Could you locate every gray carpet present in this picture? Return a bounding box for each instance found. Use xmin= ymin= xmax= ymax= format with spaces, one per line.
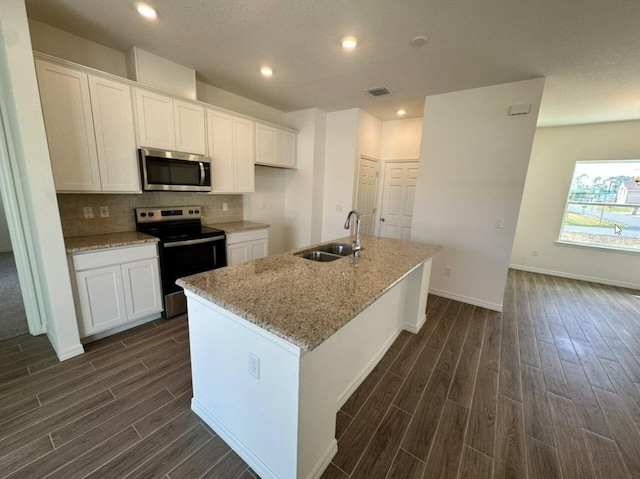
xmin=0 ymin=252 xmax=29 ymax=341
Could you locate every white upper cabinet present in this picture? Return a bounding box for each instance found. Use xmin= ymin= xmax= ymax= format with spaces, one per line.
xmin=35 ymin=59 xmax=140 ymax=193
xmin=206 ymin=109 xmax=255 ymax=193
xmin=88 ymin=76 xmax=140 ymax=192
xmin=135 ymin=88 xmax=206 ymax=155
xmin=36 ymin=60 xmax=101 ymax=192
xmin=174 ymin=100 xmax=206 ymax=154
xmin=134 ymin=89 xmax=176 ymax=151
xmin=255 ymin=123 xmax=297 ymax=169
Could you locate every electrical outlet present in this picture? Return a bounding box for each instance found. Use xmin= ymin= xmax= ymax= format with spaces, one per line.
xmin=248 ymin=353 xmax=260 ymax=379
xmin=444 ymin=266 xmax=452 ymax=277
xmin=532 ymin=249 xmax=539 ymax=257
xmin=82 ymin=207 xmax=94 ymax=219
xmin=222 ymin=202 xmax=228 ymax=211
xmin=99 ymin=206 xmax=109 ymax=218
xmin=496 ymin=217 xmax=504 ymax=229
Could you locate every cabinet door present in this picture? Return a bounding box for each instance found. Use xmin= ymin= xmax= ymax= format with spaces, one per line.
xmin=35 ymin=60 xmax=101 ymax=192
xmin=174 ymin=100 xmax=206 ymax=154
xmin=233 ymin=117 xmax=255 ymax=192
xmin=135 ymin=89 xmax=176 ymax=150
xmin=249 ymin=239 xmax=268 ymax=260
xmin=121 ymin=258 xmax=163 ymax=321
xmin=76 ymin=265 xmax=127 ymax=336
xmin=206 ymin=109 xmax=235 ymax=192
xmin=255 ymin=123 xmax=277 ymax=166
xmin=277 ymin=130 xmax=297 ymax=168
xmin=88 ymin=75 xmax=140 ymax=192
xmin=227 ymin=243 xmax=250 ymax=266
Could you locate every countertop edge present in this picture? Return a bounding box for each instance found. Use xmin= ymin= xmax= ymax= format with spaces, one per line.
xmin=205 ymin=221 xmax=270 ymax=233
xmin=64 ymin=233 xmax=159 ymax=254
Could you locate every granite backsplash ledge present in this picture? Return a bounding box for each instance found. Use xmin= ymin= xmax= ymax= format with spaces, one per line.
xmin=57 ymin=192 xmax=243 ymax=237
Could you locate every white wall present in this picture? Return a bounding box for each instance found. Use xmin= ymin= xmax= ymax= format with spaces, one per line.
xmin=0 ymin=0 xmax=83 ymax=358
xmin=0 ymin=192 xmax=11 ymax=252
xmin=321 ymin=109 xmax=359 ymax=241
xmin=357 ymin=110 xmax=382 ymax=159
xmin=412 ymin=78 xmax=545 ymax=311
xmin=243 ymin=166 xmax=287 ymax=254
xmin=28 ymin=19 xmax=128 ymax=78
xmin=284 ymin=108 xmax=327 ymax=249
xmin=511 ymin=121 xmax=640 ymax=289
xmin=380 ymin=118 xmax=423 ymax=159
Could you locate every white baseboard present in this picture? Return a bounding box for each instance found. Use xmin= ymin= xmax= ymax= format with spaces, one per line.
xmin=53 ymin=342 xmax=85 ymax=361
xmin=80 ymin=313 xmax=161 ymax=344
xmin=404 ymin=313 xmax=426 ymax=334
xmin=509 ymin=264 xmax=640 ymax=290
xmin=0 ymin=247 xmax=12 ymax=253
xmin=429 ymin=288 xmax=503 ymax=313
xmin=307 ymin=439 xmax=338 ymax=479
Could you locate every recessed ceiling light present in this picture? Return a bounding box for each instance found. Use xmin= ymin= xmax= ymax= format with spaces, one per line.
xmin=397 ymin=109 xmax=407 ymax=116
xmin=135 ymin=2 xmax=157 ymax=20
xmin=260 ymin=66 xmax=273 ymax=77
xmin=342 ymin=36 xmax=358 ymax=50
xmin=410 ymin=36 xmax=429 ymax=47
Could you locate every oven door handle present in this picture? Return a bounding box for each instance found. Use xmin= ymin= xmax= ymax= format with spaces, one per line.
xmin=163 ymin=236 xmax=225 ymax=248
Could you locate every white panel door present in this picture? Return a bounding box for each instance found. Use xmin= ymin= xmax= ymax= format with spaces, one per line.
xmin=234 ymin=117 xmax=255 ymax=192
xmin=135 ymin=89 xmax=175 ymax=150
xmin=76 ymin=265 xmax=127 ymax=335
xmin=88 ymin=75 xmax=140 ymax=192
xmin=379 ymin=161 xmax=419 ymax=240
xmin=121 ymin=258 xmax=163 ymax=321
xmin=355 ymin=156 xmax=379 ymax=235
xmin=206 ymin=109 xmax=235 ymax=192
xmin=255 ymin=123 xmax=277 ymax=166
xmin=35 ymin=60 xmax=101 ymax=192
xmin=174 ymin=100 xmax=206 ymax=154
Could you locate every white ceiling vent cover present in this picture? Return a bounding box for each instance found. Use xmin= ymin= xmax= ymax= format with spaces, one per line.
xmin=366 ymin=86 xmax=392 ymax=97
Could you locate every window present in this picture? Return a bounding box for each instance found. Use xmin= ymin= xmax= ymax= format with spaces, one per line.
xmin=558 ymin=160 xmax=640 ymax=252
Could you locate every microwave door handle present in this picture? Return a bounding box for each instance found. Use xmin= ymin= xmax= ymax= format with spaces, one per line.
xmin=199 ymin=163 xmax=205 ymax=186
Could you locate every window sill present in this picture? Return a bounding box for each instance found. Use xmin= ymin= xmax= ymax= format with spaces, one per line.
xmin=554 ymin=240 xmax=640 ymax=255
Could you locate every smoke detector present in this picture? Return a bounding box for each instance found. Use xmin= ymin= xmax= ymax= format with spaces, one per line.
xmin=365 ymin=86 xmax=392 ymax=97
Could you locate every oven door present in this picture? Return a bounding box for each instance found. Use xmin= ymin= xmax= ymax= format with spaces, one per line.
xmin=159 ymin=236 xmax=226 ymax=317
xmin=140 ymin=148 xmax=212 ymax=192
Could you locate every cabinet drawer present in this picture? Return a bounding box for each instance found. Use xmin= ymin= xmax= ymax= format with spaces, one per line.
xmin=73 ymin=244 xmax=158 ymax=271
xmin=226 ymin=228 xmax=268 ymax=245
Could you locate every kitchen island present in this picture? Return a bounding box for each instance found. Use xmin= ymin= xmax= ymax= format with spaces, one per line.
xmin=178 ymin=235 xmax=441 ymax=479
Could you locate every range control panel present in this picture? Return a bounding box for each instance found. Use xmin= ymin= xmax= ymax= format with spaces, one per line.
xmin=135 ymin=206 xmax=202 ymax=223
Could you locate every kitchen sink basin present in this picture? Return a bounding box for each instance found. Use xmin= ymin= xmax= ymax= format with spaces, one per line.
xmin=294 ymin=242 xmax=360 ymax=262
xmin=315 ymin=242 xmax=353 ymax=256
xmin=294 ymin=250 xmax=343 ymax=262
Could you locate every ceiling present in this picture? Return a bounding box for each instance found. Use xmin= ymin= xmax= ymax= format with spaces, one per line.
xmin=24 ymin=0 xmax=640 ymax=125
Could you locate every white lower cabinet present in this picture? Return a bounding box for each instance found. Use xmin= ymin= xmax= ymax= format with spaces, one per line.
xmin=71 ymin=244 xmax=163 ymax=337
xmin=226 ymin=229 xmax=269 ymax=266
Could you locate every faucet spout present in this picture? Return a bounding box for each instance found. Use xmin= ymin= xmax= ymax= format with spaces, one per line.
xmin=344 ymin=210 xmax=362 ymax=258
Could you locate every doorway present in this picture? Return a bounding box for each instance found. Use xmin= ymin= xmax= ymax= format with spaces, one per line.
xmin=0 ymin=194 xmax=28 ymax=340
xmin=354 ymin=156 xmax=379 ymax=235
xmin=377 ymin=160 xmax=419 ymax=239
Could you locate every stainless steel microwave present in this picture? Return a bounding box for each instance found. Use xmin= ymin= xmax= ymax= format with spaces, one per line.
xmin=139 ymin=148 xmax=212 ymax=192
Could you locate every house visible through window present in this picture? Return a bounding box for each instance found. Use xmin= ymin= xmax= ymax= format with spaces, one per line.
xmin=559 ymin=160 xmax=640 ymax=252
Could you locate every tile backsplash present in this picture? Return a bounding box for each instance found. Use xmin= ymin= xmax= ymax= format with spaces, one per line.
xmin=57 ymin=192 xmax=243 ymax=237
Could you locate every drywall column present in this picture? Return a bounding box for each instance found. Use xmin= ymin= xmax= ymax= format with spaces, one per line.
xmin=411 ymin=79 xmax=545 ymax=311
xmin=0 ymin=0 xmax=83 ymax=359
xmin=511 ymin=121 xmax=640 ymax=288
xmin=285 ymin=108 xmax=327 ymax=249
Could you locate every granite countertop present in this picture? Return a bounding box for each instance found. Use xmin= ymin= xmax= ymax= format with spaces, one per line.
xmin=177 ymin=235 xmax=442 ymax=351
xmin=205 ymin=221 xmax=270 ymax=233
xmin=65 ymin=232 xmax=159 ymax=253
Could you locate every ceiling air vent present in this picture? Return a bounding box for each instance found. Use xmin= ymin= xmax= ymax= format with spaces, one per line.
xmin=365 ymin=86 xmax=392 ymax=97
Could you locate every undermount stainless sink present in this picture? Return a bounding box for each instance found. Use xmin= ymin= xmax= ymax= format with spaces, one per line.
xmin=293 ymin=242 xmax=356 ymax=262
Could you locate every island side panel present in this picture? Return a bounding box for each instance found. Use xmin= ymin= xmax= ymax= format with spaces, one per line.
xmin=403 ymin=257 xmax=433 ymax=333
xmin=186 ymin=294 xmax=302 ymax=479
xmin=298 ymin=275 xmax=410 ymax=478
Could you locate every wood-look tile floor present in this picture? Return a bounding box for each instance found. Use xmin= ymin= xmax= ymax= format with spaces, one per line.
xmin=1 ymin=270 xmax=639 ymax=478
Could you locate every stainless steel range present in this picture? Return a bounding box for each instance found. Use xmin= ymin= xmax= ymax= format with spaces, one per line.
xmin=135 ymin=206 xmax=226 ymax=318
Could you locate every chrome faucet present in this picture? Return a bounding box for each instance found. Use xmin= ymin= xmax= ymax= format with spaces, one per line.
xmin=344 ymin=210 xmax=362 ymax=258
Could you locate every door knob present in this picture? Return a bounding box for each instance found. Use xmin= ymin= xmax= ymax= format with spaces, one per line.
xmin=380 ymin=218 xmax=385 ymax=222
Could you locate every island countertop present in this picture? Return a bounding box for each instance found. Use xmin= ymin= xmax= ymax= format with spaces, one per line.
xmin=177 ymin=235 xmax=441 ymax=351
